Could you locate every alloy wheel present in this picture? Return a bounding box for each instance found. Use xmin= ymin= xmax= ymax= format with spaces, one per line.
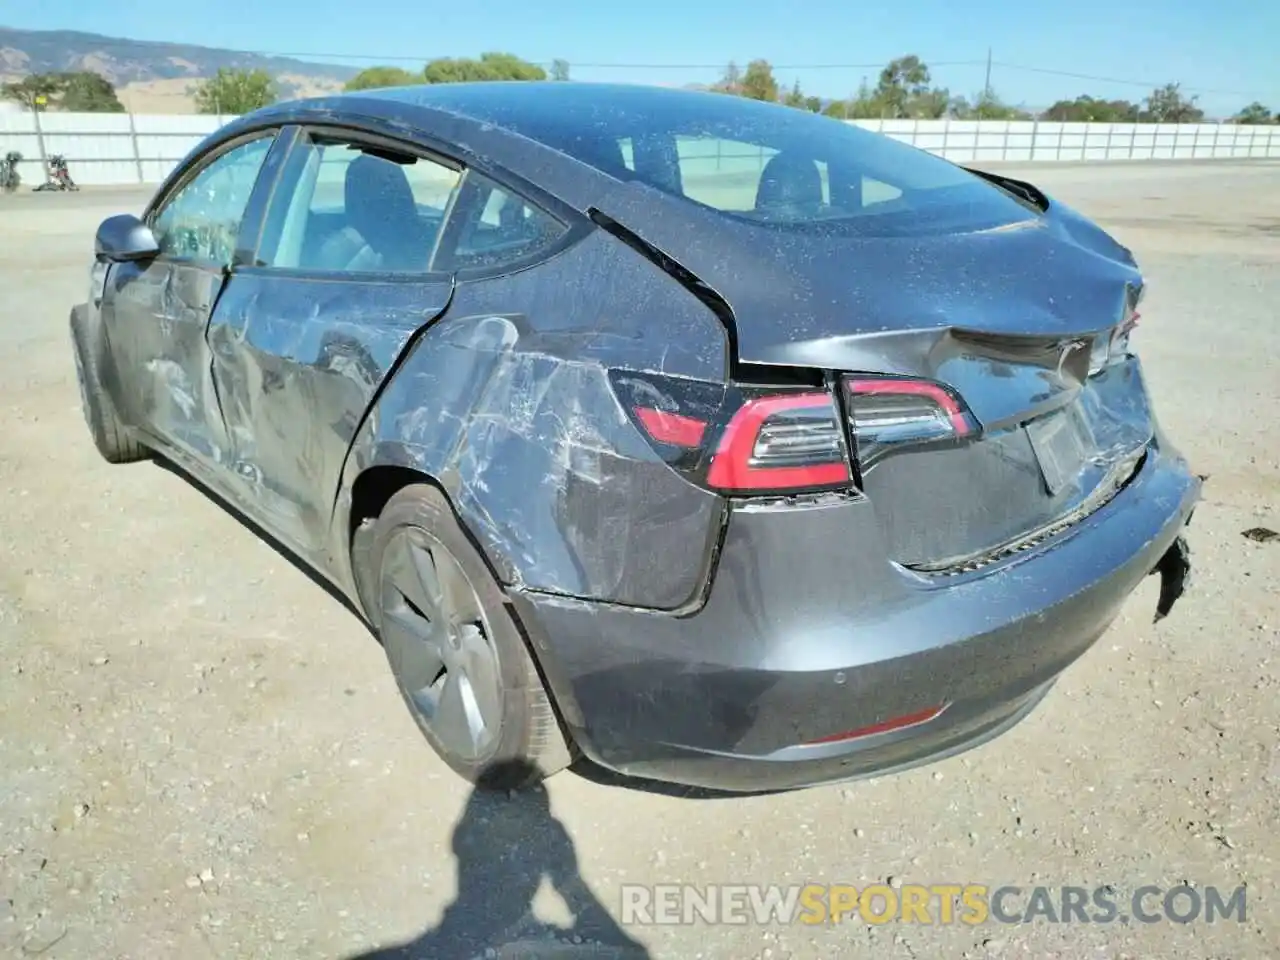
xmin=378 ymin=527 xmax=504 ymax=762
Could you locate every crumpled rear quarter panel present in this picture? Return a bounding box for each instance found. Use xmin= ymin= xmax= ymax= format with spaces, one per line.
xmin=338 ymin=228 xmax=731 ymax=610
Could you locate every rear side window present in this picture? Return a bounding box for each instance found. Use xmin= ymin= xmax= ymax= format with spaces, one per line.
xmin=678 ymin=136 xmax=792 ymax=210
xmin=675 ymin=136 xmax=905 ymax=213
xmin=434 ymin=172 xmax=568 ymax=273
xmin=261 ymin=132 xmax=461 ymax=274
xmin=444 ymin=88 xmax=1036 ymax=237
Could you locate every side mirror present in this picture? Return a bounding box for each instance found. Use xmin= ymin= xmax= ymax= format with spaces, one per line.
xmin=95 ymin=213 xmax=160 ymax=262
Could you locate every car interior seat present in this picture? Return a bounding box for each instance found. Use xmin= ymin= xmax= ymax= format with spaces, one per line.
xmin=318 ymin=154 xmax=433 ymax=272
xmin=755 ymin=151 xmax=825 ymax=218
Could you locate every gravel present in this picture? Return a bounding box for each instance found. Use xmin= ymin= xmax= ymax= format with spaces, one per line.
xmin=0 ymin=162 xmax=1277 ymax=959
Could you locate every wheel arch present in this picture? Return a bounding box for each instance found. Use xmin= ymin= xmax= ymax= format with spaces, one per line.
xmin=330 ymin=238 xmax=731 ymax=615
xmin=346 ymin=463 xmax=516 ymax=621
xmin=344 ymin=460 xmax=587 ymax=733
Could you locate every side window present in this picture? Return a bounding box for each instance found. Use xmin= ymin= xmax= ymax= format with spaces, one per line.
xmin=675 ymin=136 xmax=779 ymax=211
xmin=262 ymin=133 xmax=461 ymax=274
xmin=617 ymin=137 xmax=636 ymax=171
xmin=150 ymin=135 xmax=274 ymax=266
xmin=436 ymin=172 xmax=568 ymax=272
xmin=862 ymin=175 xmax=904 ymax=207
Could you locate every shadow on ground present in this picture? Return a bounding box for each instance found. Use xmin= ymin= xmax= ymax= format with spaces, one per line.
xmin=344 ymin=760 xmax=653 ymax=960
xmin=143 ymin=458 xmax=658 ymax=956
xmin=150 ymin=455 xmax=780 ymax=802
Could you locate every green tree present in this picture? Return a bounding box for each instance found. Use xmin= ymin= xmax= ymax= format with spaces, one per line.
xmin=345 ymin=66 xmax=420 ymax=91
xmin=740 ymin=59 xmax=778 ymax=102
xmin=905 ymin=87 xmax=954 ymax=119
xmin=0 ymin=73 xmax=62 ymax=111
xmin=804 ymin=95 xmax=822 ymax=113
xmin=844 ymin=79 xmax=881 ymax=118
xmin=195 ymin=68 xmax=277 ymax=114
xmin=823 ymin=81 xmax=875 ymax=119
xmin=1041 ymin=95 xmax=1140 ymax=122
xmin=713 ymin=61 xmax=743 ymax=95
xmin=957 ymin=90 xmax=1033 ymax=121
xmin=783 ymin=79 xmax=806 ymax=108
xmin=1 ymin=71 xmax=124 ymax=112
xmin=1140 ymin=83 xmax=1204 ymax=123
xmin=55 ymin=71 xmax=125 ymax=112
xmin=422 ymin=52 xmax=546 ymax=83
xmin=874 ymin=55 xmax=932 ymax=118
xmin=550 ymin=59 xmax=571 ymax=81
xmin=1233 ymin=102 xmax=1274 ymax=124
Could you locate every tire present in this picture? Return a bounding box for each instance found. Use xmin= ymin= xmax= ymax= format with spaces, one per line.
xmin=70 ymin=307 xmax=148 ymax=464
xmin=367 ymin=484 xmax=573 ymax=790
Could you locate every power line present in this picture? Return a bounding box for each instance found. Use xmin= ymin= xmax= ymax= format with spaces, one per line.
xmin=206 ymin=49 xmax=1273 ymax=98
xmin=558 ymin=60 xmax=990 ymax=70
xmin=992 ymin=61 xmax=1266 ymax=98
xmin=1 ymin=32 xmax=1270 ymax=100
xmin=180 ymin=50 xmax=991 ymax=71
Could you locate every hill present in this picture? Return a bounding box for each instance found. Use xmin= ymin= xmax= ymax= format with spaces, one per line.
xmin=0 ymin=26 xmax=359 ymax=112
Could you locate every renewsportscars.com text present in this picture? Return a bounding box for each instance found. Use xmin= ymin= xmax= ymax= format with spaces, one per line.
xmin=620 ymin=883 xmax=1247 ymax=926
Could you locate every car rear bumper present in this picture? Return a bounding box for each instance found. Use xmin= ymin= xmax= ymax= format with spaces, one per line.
xmin=510 ymin=433 xmax=1200 ymax=793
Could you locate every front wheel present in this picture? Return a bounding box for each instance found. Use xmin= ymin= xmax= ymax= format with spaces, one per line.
xmin=70 ymin=307 xmax=148 ymax=464
xmin=367 ymin=484 xmax=574 ymax=790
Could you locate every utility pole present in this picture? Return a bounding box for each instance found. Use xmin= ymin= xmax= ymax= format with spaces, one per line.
xmin=983 ymin=47 xmax=992 ymax=99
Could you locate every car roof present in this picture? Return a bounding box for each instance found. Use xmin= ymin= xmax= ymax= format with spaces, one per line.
xmin=225 ymin=82 xmax=687 ymax=216
xmin=253 ymin=81 xmax=742 ymax=139
xmin=348 ymin=80 xmax=733 ymax=122
xmin=256 ymin=81 xmax=794 ymax=165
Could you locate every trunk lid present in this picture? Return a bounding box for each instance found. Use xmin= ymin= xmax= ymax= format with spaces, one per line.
xmin=593 ymin=180 xmax=1152 ymax=569
xmin=592 ymin=179 xmax=1142 ymax=369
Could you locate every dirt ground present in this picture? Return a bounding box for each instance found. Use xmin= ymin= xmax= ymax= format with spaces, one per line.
xmin=1 ymin=161 xmax=1278 ymax=960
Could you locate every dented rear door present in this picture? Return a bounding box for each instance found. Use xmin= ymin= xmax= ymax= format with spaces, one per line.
xmin=207 ymin=275 xmax=454 ymax=555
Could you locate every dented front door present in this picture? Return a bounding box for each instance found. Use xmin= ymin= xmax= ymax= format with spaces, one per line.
xmin=105 ymin=134 xmax=277 ymax=467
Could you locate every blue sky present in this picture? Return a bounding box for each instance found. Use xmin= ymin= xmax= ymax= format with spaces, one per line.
xmin=6 ymin=0 xmax=1277 ymax=117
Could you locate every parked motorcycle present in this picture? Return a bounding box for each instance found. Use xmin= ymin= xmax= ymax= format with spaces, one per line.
xmin=0 ymin=151 xmax=21 ymax=194
xmin=33 ymin=154 xmax=78 ymax=192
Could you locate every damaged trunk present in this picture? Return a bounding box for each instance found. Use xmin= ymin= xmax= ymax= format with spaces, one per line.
xmin=591 ymin=178 xmax=1154 ymax=573
xmin=848 ymin=331 xmax=1152 ymax=573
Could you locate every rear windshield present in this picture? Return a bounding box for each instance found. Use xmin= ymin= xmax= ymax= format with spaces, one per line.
xmin=421 ymin=86 xmax=1038 ymax=237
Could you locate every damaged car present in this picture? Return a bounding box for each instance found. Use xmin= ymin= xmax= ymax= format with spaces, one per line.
xmin=71 ymin=82 xmax=1200 ymax=792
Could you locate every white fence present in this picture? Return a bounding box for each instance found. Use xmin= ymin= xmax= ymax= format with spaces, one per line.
xmin=0 ymin=111 xmax=234 ymax=187
xmin=1 ymin=110 xmax=1278 ymax=187
xmin=867 ymin=118 xmax=1279 ymax=163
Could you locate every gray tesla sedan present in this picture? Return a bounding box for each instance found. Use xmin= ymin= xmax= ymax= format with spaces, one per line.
xmin=70 ymin=82 xmax=1199 ymax=793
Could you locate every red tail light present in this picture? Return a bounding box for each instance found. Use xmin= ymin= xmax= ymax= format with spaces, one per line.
xmin=705 ymin=393 xmax=850 ymax=492
xmin=613 ymin=372 xmax=852 ymax=496
xmin=844 ymin=376 xmax=977 ymax=469
xmin=613 ymin=370 xmax=977 ymax=494
xmin=633 ymin=407 xmax=707 ymax=447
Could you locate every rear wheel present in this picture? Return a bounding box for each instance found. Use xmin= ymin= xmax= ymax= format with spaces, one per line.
xmin=69 ymin=308 xmax=148 ymax=464
xmin=367 ymin=484 xmax=573 ymax=790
